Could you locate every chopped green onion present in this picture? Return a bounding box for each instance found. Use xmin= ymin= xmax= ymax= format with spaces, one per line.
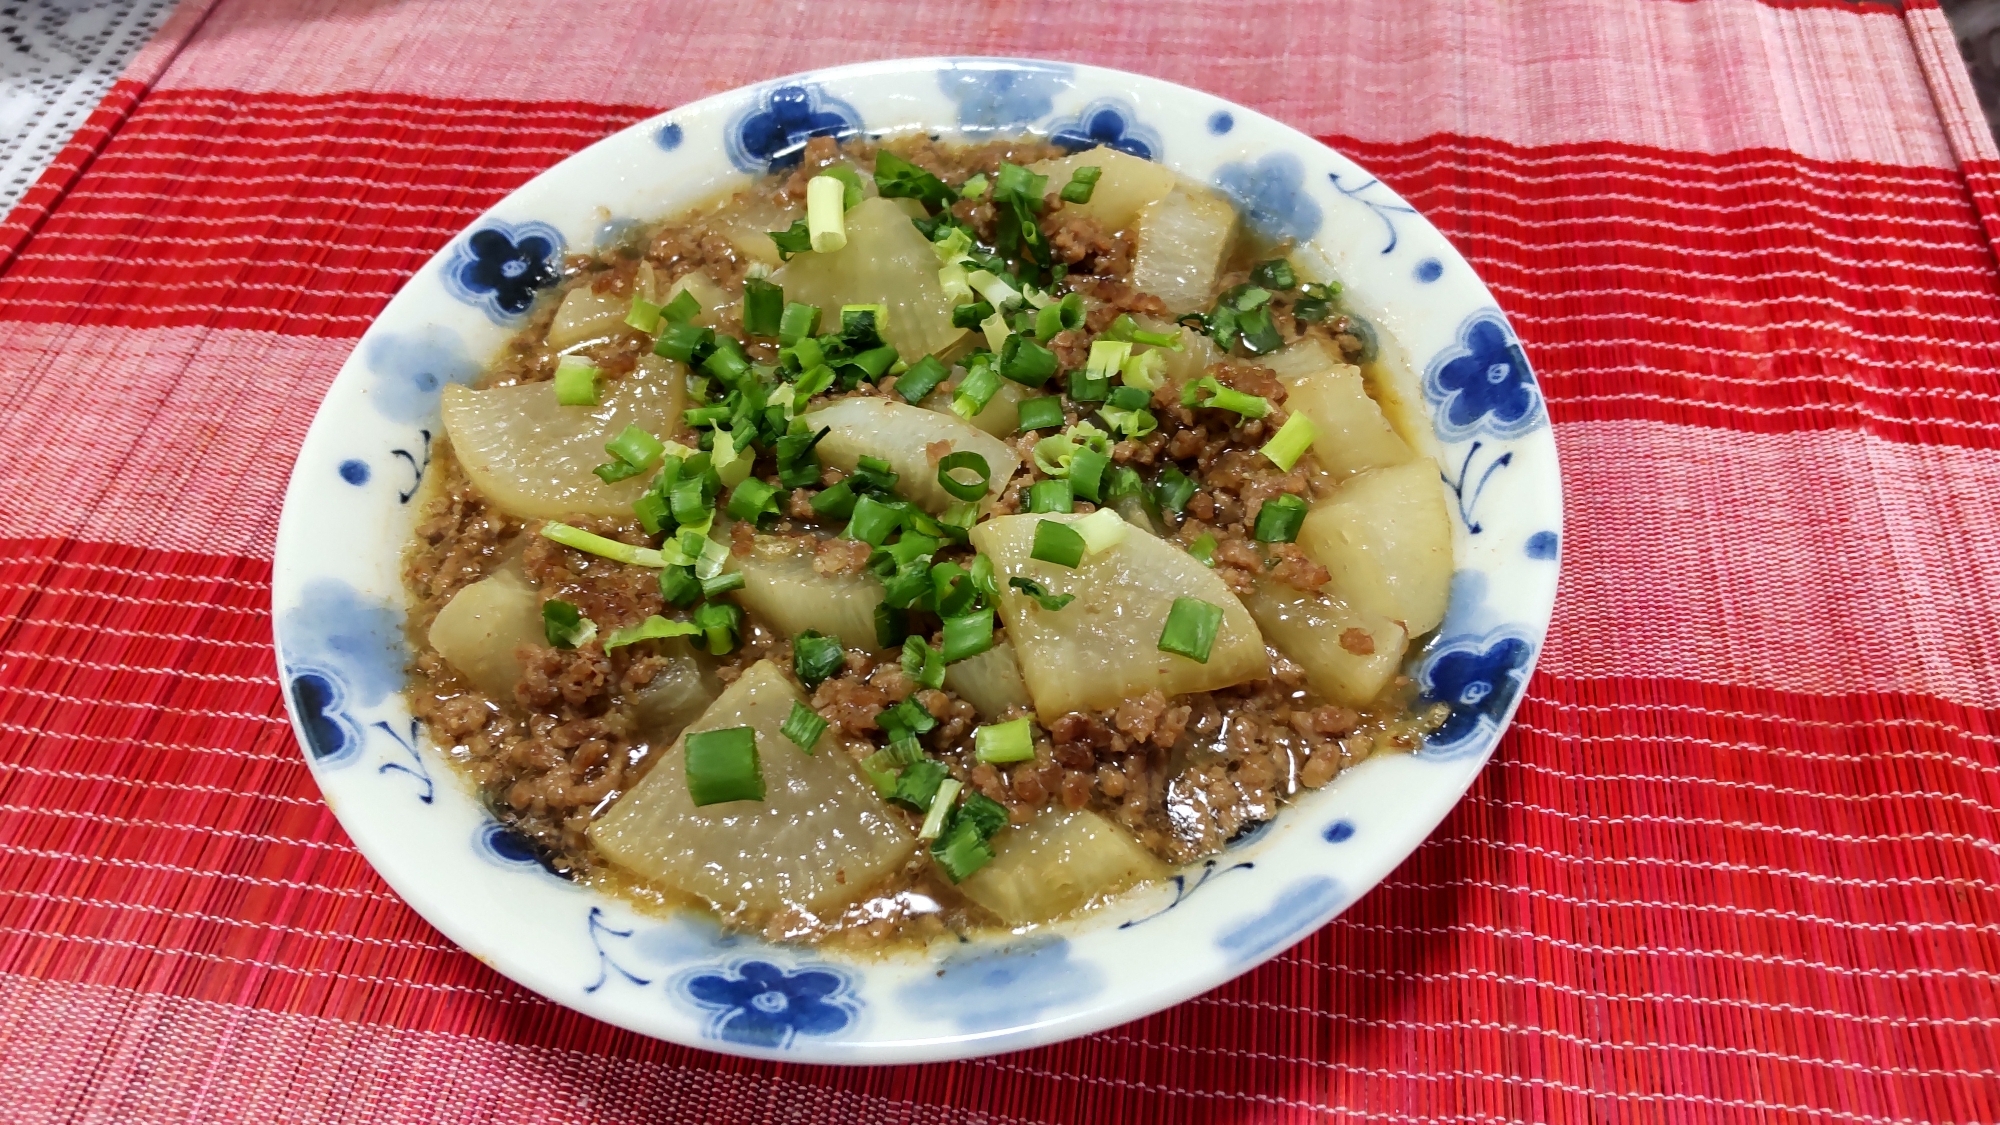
xmin=974 ymin=717 xmax=1035 ymax=764
xmin=1250 ymin=259 xmax=1297 ymax=290
xmin=724 ymin=477 xmax=780 ymax=522
xmin=593 ymin=458 xmax=647 ymax=484
xmin=1184 ymin=376 xmax=1271 ymax=418
xmin=938 ymin=500 xmax=979 ymax=540
xmin=1262 ymin=412 xmax=1318 ymax=471
xmin=859 ymin=750 xmax=901 ymax=797
xmin=935 ymin=450 xmax=991 ymax=502
xmin=929 ymin=561 xmax=976 ymax=616
xmin=1106 ymin=385 xmax=1152 ymax=411
xmin=684 ymin=726 xmax=763 ymax=806
xmin=1016 ymin=396 xmax=1066 ymax=431
xmin=1158 ymin=597 xmax=1223 ymax=663
xmin=660 ymin=565 xmax=702 ymax=607
xmin=541 ymin=599 xmax=596 ymax=649
xmin=873 ymin=150 xmax=958 ymax=213
xmin=793 ymin=363 xmax=836 ymax=401
xmin=951 ymin=299 xmax=994 ymax=329
xmin=951 ymin=360 xmax=1003 ymax=420
xmin=1008 ymin=576 xmax=1075 ymax=611
xmin=938 ymin=262 xmax=973 ymax=305
xmin=1232 ymin=286 xmax=1272 ymax=312
xmin=768 ymin=218 xmax=813 ymax=261
xmin=902 ymin=636 xmax=947 ymax=690
xmin=853 ymin=455 xmax=899 ymax=493
xmin=1237 ymin=305 xmax=1284 ymax=355
xmin=541 ymin=522 xmax=667 ymax=567
xmin=604 ymin=424 xmax=667 ymax=471
xmin=1098 ymin=405 xmax=1157 ymax=439
xmin=1099 ymin=314 xmax=1184 ymax=349
xmin=845 ymin=495 xmax=903 ymax=546
xmin=841 ymin=344 xmax=899 ymax=384
xmin=896 ymin=355 xmax=951 ymax=404
xmin=1086 ymin=339 xmax=1132 ymax=382
xmin=918 ymin=778 xmax=963 ymax=840
xmin=1032 ymin=433 xmax=1078 ymax=477
xmin=793 ymin=630 xmax=845 ymax=688
xmin=1067 ymin=446 xmax=1110 ymax=502
xmin=879 ymin=696 xmax=937 ymax=740
xmin=1000 ymin=335 xmax=1058 ymax=387
xmin=970 ymin=553 xmax=999 ymax=599
xmin=1027 ymin=479 xmax=1074 ymax=513
xmin=626 ymin=293 xmax=664 ymax=335
xmin=1188 ymin=533 xmax=1218 ymax=567
xmin=691 ymin=600 xmax=742 ymax=655
xmin=603 ymin=614 xmax=701 ymax=650
xmin=780 ymin=701 xmax=828 ymax=753
xmin=1152 ymin=465 xmax=1198 ymax=514
xmin=806 ymin=175 xmax=849 ymax=253
xmin=810 ymin=480 xmax=858 ymax=520
xmin=967 ymin=269 xmax=1022 ymax=310
xmin=700 ymin=570 xmax=744 ymax=597
xmin=1067 ymin=372 xmax=1110 ymax=402
xmin=992 ymin=162 xmax=1049 ymax=209
xmin=660 ymin=288 xmax=702 ymax=325
xmin=822 ymin=164 xmax=864 ymax=209
xmin=880 ymin=559 xmax=933 ymax=610
xmin=1292 ymin=295 xmax=1334 ymax=323
xmin=874 ymin=602 xmax=911 ymax=649
xmin=1030 ymin=519 xmax=1086 ymax=567
xmin=1059 ymin=164 xmax=1103 ymax=204
xmin=931 ymin=818 xmax=995 ymax=882
xmin=939 ymin=610 xmax=994 ymax=663
xmin=959 ymin=172 xmax=989 ymax=199
xmin=553 ymin=356 xmax=599 ymax=406
xmin=891 ymin=758 xmax=949 ymax=812
xmin=779 ymin=301 xmax=821 ymax=345
xmin=702 ymin=336 xmax=752 ymax=387
xmin=742 ymin=278 xmax=784 ymax=337
xmin=1120 ymin=348 xmax=1168 ymax=390
xmin=654 ymin=321 xmax=714 ymax=363
xmin=841 ymin=305 xmax=888 ymax=346
xmin=1072 ymin=508 xmax=1127 ymax=557
xmin=1253 ymin=494 xmax=1309 ymax=543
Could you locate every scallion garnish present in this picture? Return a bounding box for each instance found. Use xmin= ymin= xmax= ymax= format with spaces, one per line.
xmin=1000 ymin=334 xmax=1057 ymax=387
xmin=742 ymin=278 xmax=784 ymax=337
xmin=822 ymin=164 xmax=864 ymax=209
xmin=901 ymin=636 xmax=948 ymax=690
xmin=1059 ymin=165 xmax=1102 ymax=204
xmin=840 ymin=304 xmax=888 ymax=347
xmin=840 ymin=343 xmax=899 ymax=384
xmin=660 ymin=565 xmax=702 ymax=607
xmin=553 ymin=356 xmax=599 ymax=406
xmin=859 ymin=750 xmax=900 ymax=797
xmin=973 ymin=717 xmax=1035 ymax=764
xmin=980 ymin=308 xmax=1011 ymax=354
xmin=724 ymin=477 xmax=781 ymax=522
xmin=1072 ymin=508 xmax=1127 ymax=557
xmin=1106 ymin=385 xmax=1152 ymax=412
xmin=1184 ymin=376 xmax=1271 ymax=418
xmin=845 ymin=495 xmax=904 ymax=546
xmin=768 ymin=218 xmax=813 ymax=261
xmin=1158 ymin=597 xmax=1224 ymax=663
xmin=1249 ymin=259 xmax=1297 ymax=290
xmin=1067 ymin=372 xmax=1110 ymax=402
xmin=1067 ymin=446 xmax=1110 ymax=502
xmin=684 ymin=726 xmax=763 ymax=806
xmin=780 ymin=701 xmax=828 ymax=753
xmin=1015 ymin=395 xmax=1066 ymax=431
xmin=873 ymin=150 xmax=958 ymax=213
xmin=793 ymin=630 xmax=845 ymax=689
xmin=934 ymin=450 xmax=991 ymax=502
xmin=1008 ymin=575 xmax=1075 ymax=610
xmin=951 ymin=299 xmax=994 ymax=329
xmin=805 ymin=175 xmax=849 ymax=253
xmin=878 ymin=696 xmax=937 ymax=741
xmin=810 ymin=480 xmax=858 ymax=520
xmin=1151 ymin=466 xmax=1198 ymax=514
xmin=691 ymin=600 xmax=742 ymax=655
xmin=967 ymin=269 xmax=1022 ymax=311
xmin=959 ymin=172 xmax=989 ymax=199
xmin=1030 ymin=519 xmax=1086 ymax=567
xmin=541 ymin=599 xmax=597 ymax=649
xmin=853 ymin=455 xmax=899 ymax=493
xmin=1188 ymin=533 xmax=1218 ymax=566
xmin=1253 ymin=494 xmax=1309 ymax=543
xmin=950 ymin=360 xmax=1003 ymax=420
xmin=660 ymin=288 xmax=702 ymax=325
xmin=896 ymin=355 xmax=951 ymax=404
xmin=627 ymin=292 xmax=664 ymax=335
xmin=654 ymin=321 xmax=714 ymax=364
xmin=874 ymin=602 xmax=910 ymax=649
xmin=1086 ymin=339 xmax=1131 ymax=382
xmin=1120 ymin=348 xmax=1167 ymax=390
xmin=891 ymin=758 xmax=949 ymax=812
xmin=1098 ymin=404 xmax=1157 ymax=439
xmin=1262 ymin=412 xmax=1318 ymax=471
xmin=602 ymin=614 xmax=700 ymax=650
xmin=1237 ymin=305 xmax=1284 ymax=354
xmin=940 ymin=610 xmax=994 ymax=663
xmin=1292 ymin=294 xmax=1333 ymax=322
xmin=541 ymin=522 xmax=668 ymax=568
xmin=1027 ymin=479 xmax=1073 ymax=513
xmin=700 ymin=570 xmax=745 ymax=598
xmin=604 ymin=424 xmax=667 ymax=471
xmin=778 ymin=301 xmax=821 ymax=345
xmin=917 ymin=778 xmax=963 ymax=840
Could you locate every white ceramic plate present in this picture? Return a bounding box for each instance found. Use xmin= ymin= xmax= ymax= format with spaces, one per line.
xmin=271 ymin=57 xmax=1562 ymax=1064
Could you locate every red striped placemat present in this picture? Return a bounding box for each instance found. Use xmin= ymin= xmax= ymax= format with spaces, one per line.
xmin=3 ymin=0 xmax=1998 ymax=1120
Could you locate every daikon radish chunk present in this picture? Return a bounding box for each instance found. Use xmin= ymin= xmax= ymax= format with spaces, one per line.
xmin=665 ymin=271 xmax=732 ymax=328
xmin=589 ymin=660 xmax=915 ymax=918
xmin=942 ymin=639 xmax=1032 ymax=719
xmin=1260 ymin=338 xmax=1415 ymax=478
xmin=1241 ymin=581 xmax=1409 ymax=707
xmin=1296 ymin=460 xmax=1453 ymax=637
xmin=971 ymin=513 xmax=1267 ymax=720
xmin=545 ymin=285 xmax=629 ymax=351
xmin=628 ymin=638 xmax=720 ymax=742
xmin=1026 ymin=148 xmax=1177 ymax=231
xmin=959 ymin=808 xmax=1166 ymax=925
xmin=706 ymin=195 xmax=804 ymax=268
xmin=1139 ymin=318 xmax=1224 ymax=391
xmin=804 ymin=396 xmax=1020 ymax=512
xmin=729 ymin=534 xmax=883 ymax=650
xmin=919 ymin=373 xmax=1029 ymax=437
xmin=772 ymin=196 xmax=964 ymax=359
xmin=427 ymin=561 xmax=541 ymax=699
xmin=1362 ymin=341 xmax=1444 ymax=468
xmin=1131 ymin=187 xmax=1238 ymax=314
xmin=441 ymin=355 xmax=685 ymax=520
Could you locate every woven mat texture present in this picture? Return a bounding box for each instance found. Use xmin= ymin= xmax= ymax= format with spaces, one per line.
xmin=2 ymin=0 xmax=1999 ymax=1121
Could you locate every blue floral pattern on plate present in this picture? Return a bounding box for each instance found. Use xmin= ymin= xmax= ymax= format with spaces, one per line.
xmin=1416 ymin=629 xmax=1537 ymax=760
xmin=1048 ymin=98 xmax=1160 ymax=160
xmin=1215 ymin=876 xmax=1348 ymax=963
xmin=896 ymin=935 xmax=1100 ymax=1031
xmin=682 ymin=959 xmax=860 ymax=1048
xmin=938 ymin=59 xmax=1073 ymax=131
xmin=441 ymin=220 xmax=563 ymax=323
xmin=725 ymin=83 xmax=862 ymax=173
xmin=278 ymin=579 xmax=405 ymax=766
xmin=1423 ymin=311 xmax=1545 ymax=441
xmin=361 ymin=325 xmax=479 ymax=424
xmin=1214 ymin=152 xmax=1322 ymax=243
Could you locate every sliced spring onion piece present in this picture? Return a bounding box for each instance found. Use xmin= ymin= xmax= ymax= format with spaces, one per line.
xmin=1059 ymin=164 xmax=1103 ymax=204
xmin=1085 ymin=339 xmax=1132 ymax=382
xmin=793 ymin=363 xmax=836 ymax=401
xmin=700 ymin=570 xmax=745 ymax=597
xmin=659 ymin=565 xmax=702 ymax=607
xmin=896 ymin=355 xmax=951 ymax=404
xmin=691 ymin=600 xmax=742 ymax=655
xmin=880 ymin=695 xmax=938 ymax=740
xmin=660 ymin=288 xmax=703 ymax=325
xmin=694 ymin=534 xmax=732 ymax=581
xmin=980 ymin=309 xmax=1011 ymax=354
xmin=1184 ymin=375 xmax=1271 ymax=418
xmin=1098 ymin=405 xmax=1157 ymax=439
xmin=931 ymin=818 xmax=995 ymax=882
xmin=918 ymin=778 xmax=963 ymax=840
xmin=1015 ymin=396 xmax=1066 ymax=431
xmin=626 ymin=293 xmax=664 ymax=335
xmin=1027 ymin=479 xmax=1073 ymax=514
xmin=541 ymin=522 xmax=667 ymax=567
xmin=1030 ymin=519 xmax=1086 ymax=567
xmin=938 ymin=261 xmax=973 ymax=305
xmin=712 ymin=426 xmax=754 ymax=488
xmin=1292 ymin=295 xmax=1334 ymax=322
xmin=553 ymin=356 xmax=599 ymax=406
xmin=1237 ymin=305 xmax=1283 ymax=354
xmin=967 ymin=269 xmax=1022 ymax=310
xmin=1031 ymin=433 xmax=1077 ymax=477
xmin=930 ymin=224 xmax=973 ymax=264
xmin=742 ymin=278 xmax=784 ymax=337
xmin=874 ymin=602 xmax=911 ymax=649
xmin=873 ymin=150 xmax=957 ymax=213
xmin=939 ymin=610 xmax=994 ymax=663
xmin=1188 ymin=532 xmax=1218 ymax=566
xmin=1158 ymin=596 xmax=1224 ymax=663
xmin=1261 ymin=412 xmax=1319 ymax=472
xmin=891 ymin=758 xmax=949 ymax=812
xmin=1067 ymin=372 xmax=1110 ymax=402
xmin=603 ymin=614 xmax=701 ymax=650
xmin=1253 ymin=494 xmax=1309 ymax=542
xmin=811 ymin=480 xmax=858 ymax=520
xmin=1151 ymin=465 xmax=1198 ymax=514
xmin=951 ymin=299 xmax=994 ymax=329
xmin=952 ymin=360 xmax=1003 ymax=420
xmin=779 ymin=301 xmax=821 ymax=345
xmin=805 ymin=175 xmax=849 ymax=253
xmin=768 ymin=218 xmax=813 ymax=260
xmin=1120 ymin=348 xmax=1168 ymax=390
xmin=594 ymin=458 xmax=647 ymax=484
xmin=973 ymin=717 xmax=1035 ymax=764
xmin=934 ymin=450 xmax=991 ymax=502
xmin=1250 ymin=259 xmax=1297 ymax=290
xmin=654 ymin=321 xmax=713 ymax=363
xmin=1072 ymin=507 xmax=1128 ymax=557
xmin=959 ymin=172 xmax=989 ymax=199
xmin=793 ymin=630 xmax=846 ymax=689
xmin=780 ymin=701 xmax=828 ymax=754
xmin=604 ymin=424 xmax=667 ymax=471
xmin=859 ymin=750 xmax=900 ymax=797
xmin=1008 ymin=576 xmax=1075 ymax=611
xmin=724 ymin=477 xmax=780 ymax=522
xmin=1106 ymin=385 xmax=1152 ymax=411
xmin=684 ymin=726 xmax=763 ymax=806
xmin=1000 ymin=335 xmax=1057 ymax=387
xmin=1067 ymin=446 xmax=1110 ymax=502
xmin=845 ymin=495 xmax=903 ymax=546
xmin=902 ymin=636 xmax=947 ymax=690
xmin=969 ymin=553 xmax=999 ymax=599
xmin=541 ymin=599 xmax=596 ymax=649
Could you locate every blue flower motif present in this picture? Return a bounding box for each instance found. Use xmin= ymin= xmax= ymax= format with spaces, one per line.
xmin=279 ymin=579 xmax=405 ymax=766
xmin=725 ymin=83 xmax=862 ymax=173
xmin=1215 ymin=875 xmax=1347 ymax=963
xmin=682 ymin=960 xmax=857 ymax=1048
xmin=1214 ymin=151 xmax=1322 ymax=243
xmin=1048 ymin=98 xmax=1160 ymax=160
xmin=938 ymin=59 xmax=1072 ymax=131
xmin=1423 ymin=311 xmax=1544 ymax=441
xmin=896 ymin=935 xmax=1100 ymax=1031
xmin=361 ymin=325 xmax=479 ymax=424
xmin=1417 ymin=630 xmax=1536 ymax=760
xmin=441 ymin=220 xmax=562 ymax=323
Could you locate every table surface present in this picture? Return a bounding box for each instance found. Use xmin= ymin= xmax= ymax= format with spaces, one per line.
xmin=2 ymin=1 xmax=1999 ymax=1122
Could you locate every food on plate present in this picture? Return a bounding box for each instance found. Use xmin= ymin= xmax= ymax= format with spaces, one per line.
xmin=403 ymin=134 xmax=1450 ymax=948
